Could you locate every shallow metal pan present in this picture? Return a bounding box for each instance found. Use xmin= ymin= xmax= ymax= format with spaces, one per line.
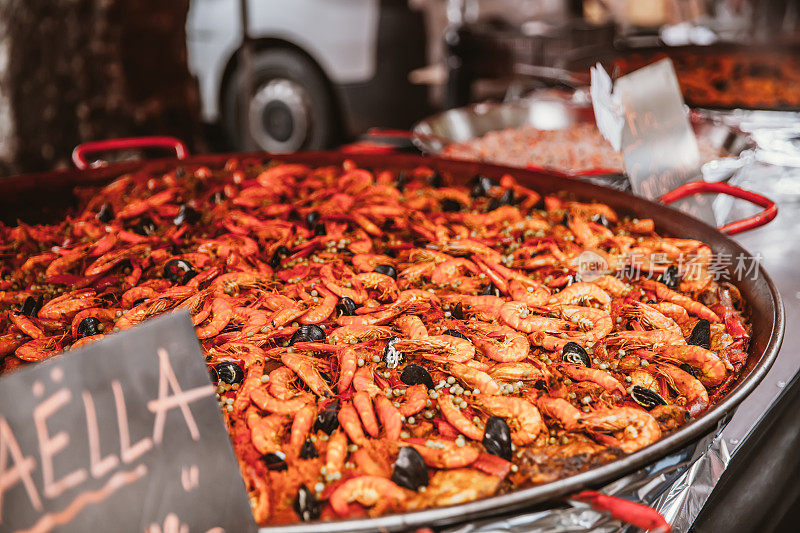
xmin=408 ymin=92 xmax=753 ymax=179
xmin=0 ymin=151 xmax=784 ymax=532
xmin=567 ymin=43 xmax=800 ymax=113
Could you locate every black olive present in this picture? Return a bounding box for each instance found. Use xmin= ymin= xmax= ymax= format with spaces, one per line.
xmin=263 ymin=451 xmax=288 ymax=471
xmin=173 ymin=204 xmax=200 ymax=225
xmin=442 ymin=329 xmax=467 ymax=340
xmin=373 ymin=264 xmax=397 ymax=280
xmin=299 ymin=438 xmax=318 ymax=459
xmin=687 ymin=319 xmax=711 ymax=349
xmin=659 ymin=265 xmax=680 ymax=289
xmin=76 ymin=317 xmax=102 ymax=339
xmin=631 ymin=385 xmax=667 ymax=410
xmin=481 ymin=283 xmax=501 ymax=297
xmin=289 ymin=324 xmax=326 ymax=345
xmin=469 ymin=175 xmax=495 ymax=197
xmin=383 ymin=336 xmax=404 ymax=369
xmin=131 ymin=298 xmax=148 ymax=308
xmin=336 ymin=297 xmax=358 ymax=317
xmin=592 ymin=213 xmax=610 ymax=228
xmin=562 ymin=342 xmax=590 ymax=367
xmin=132 ymin=216 xmax=157 ymax=236
xmin=396 ymin=171 xmax=407 ymax=191
xmin=400 ymin=364 xmax=435 ymax=389
xmin=208 ymin=366 xmax=219 ymax=384
xmin=452 ymin=302 xmax=464 ymax=319
xmin=483 ymin=416 xmax=512 ymax=460
xmin=440 ymin=198 xmax=462 ymax=212
xmin=305 ymin=211 xmax=321 ymax=228
xmin=489 ymin=188 xmax=515 ymax=210
xmin=270 ymin=245 xmax=291 ymax=268
xmin=428 ymin=170 xmax=443 ymax=188
xmin=314 ymin=223 xmax=327 ymax=236
xmin=163 ymin=259 xmax=197 ymax=284
xmin=391 ymin=446 xmax=429 ymax=490
xmin=96 ymin=203 xmax=115 ymax=223
xmin=314 ymin=400 xmax=340 ymax=434
xmin=21 ymin=295 xmax=43 ymax=318
xmin=215 ymin=362 xmax=245 ymax=385
xmin=294 ymin=484 xmax=321 ymax=522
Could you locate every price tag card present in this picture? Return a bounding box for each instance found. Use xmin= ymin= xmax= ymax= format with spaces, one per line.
xmin=0 ymin=312 xmax=256 ymax=533
xmin=614 ymin=58 xmax=715 ymax=224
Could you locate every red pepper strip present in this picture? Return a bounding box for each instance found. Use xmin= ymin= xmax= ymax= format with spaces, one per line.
xmin=434 ymin=418 xmax=460 ymax=439
xmin=472 ymin=453 xmax=512 ymax=478
xmin=724 ymin=311 xmax=749 ymax=341
xmin=571 ymin=491 xmax=671 ymax=533
xmin=710 ymin=302 xmax=749 ymax=341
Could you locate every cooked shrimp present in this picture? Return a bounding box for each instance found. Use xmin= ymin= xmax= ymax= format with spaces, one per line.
xmin=394 ymin=335 xmax=476 ymax=363
xmin=580 ymin=407 xmax=661 ymax=453
xmin=329 ymin=476 xmax=408 ymax=516
xmin=499 ymin=301 xmax=570 ymax=334
xmin=472 ymin=395 xmax=545 ymax=445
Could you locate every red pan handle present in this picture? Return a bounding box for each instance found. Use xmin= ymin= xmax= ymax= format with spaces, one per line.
xmin=72 ymin=136 xmax=189 ymax=169
xmin=571 ymin=491 xmax=671 ymax=532
xmin=660 ymin=181 xmax=777 ymax=236
xmin=366 ymin=128 xmax=417 ymax=139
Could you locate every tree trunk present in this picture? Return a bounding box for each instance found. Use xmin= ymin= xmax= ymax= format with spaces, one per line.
xmin=0 ymin=0 xmax=202 ymax=176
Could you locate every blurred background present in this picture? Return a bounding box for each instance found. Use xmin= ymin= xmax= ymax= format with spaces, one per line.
xmin=0 ymin=0 xmax=797 ymax=176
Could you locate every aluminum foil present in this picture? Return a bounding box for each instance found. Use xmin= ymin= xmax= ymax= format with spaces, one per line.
xmin=442 ymin=419 xmax=731 ymax=533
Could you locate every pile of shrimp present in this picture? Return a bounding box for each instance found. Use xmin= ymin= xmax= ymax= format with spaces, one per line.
xmin=0 ymin=158 xmax=750 ymax=525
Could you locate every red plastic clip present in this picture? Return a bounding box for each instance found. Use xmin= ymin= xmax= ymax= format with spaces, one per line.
xmin=72 ymin=136 xmax=189 ymax=169
xmin=660 ymin=180 xmax=777 ymax=235
xmin=572 ymin=490 xmax=671 ymax=532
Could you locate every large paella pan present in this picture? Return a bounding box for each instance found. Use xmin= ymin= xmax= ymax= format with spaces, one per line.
xmin=0 ymin=146 xmax=784 ymax=532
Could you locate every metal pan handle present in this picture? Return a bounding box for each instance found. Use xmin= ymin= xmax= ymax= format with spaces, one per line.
xmin=660 ymin=181 xmax=777 ymax=236
xmin=72 ymin=136 xmax=189 ymax=170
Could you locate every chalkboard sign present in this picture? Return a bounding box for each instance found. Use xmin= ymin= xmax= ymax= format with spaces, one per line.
xmin=0 ymin=311 xmax=256 ymax=533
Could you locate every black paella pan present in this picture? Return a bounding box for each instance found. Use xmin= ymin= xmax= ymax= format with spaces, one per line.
xmin=0 ymin=140 xmax=785 ymax=532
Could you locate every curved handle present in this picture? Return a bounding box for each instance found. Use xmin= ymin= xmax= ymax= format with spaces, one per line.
xmin=571 ymin=491 xmax=671 ymax=532
xmin=72 ymin=136 xmax=189 ymax=170
xmin=366 ymin=128 xmax=417 ymax=139
xmin=660 ymin=181 xmax=777 ymax=235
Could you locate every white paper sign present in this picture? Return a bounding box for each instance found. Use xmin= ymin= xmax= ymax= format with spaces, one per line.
xmin=590 ymin=63 xmax=624 ymax=152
